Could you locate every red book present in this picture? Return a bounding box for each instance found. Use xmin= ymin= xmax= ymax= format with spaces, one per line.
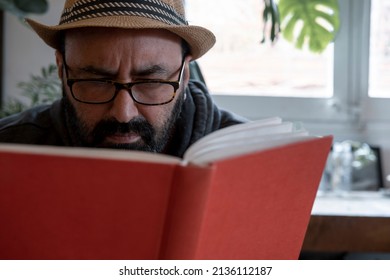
xmin=0 ymin=117 xmax=332 ymax=259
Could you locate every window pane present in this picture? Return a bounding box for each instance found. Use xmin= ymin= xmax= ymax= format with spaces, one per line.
xmin=186 ymin=0 xmax=333 ymax=98
xmin=369 ymin=0 xmax=390 ymax=98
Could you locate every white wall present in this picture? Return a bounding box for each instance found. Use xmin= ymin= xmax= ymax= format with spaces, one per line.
xmin=3 ymin=0 xmax=63 ymax=99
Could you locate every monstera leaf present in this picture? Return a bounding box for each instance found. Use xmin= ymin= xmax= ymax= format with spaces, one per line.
xmin=278 ymin=0 xmax=340 ymax=53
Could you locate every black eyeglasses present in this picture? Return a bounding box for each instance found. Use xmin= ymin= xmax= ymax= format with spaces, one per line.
xmin=63 ymin=57 xmax=186 ymax=106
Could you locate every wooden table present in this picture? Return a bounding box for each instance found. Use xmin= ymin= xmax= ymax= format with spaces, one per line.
xmin=302 ymin=190 xmax=390 ymax=253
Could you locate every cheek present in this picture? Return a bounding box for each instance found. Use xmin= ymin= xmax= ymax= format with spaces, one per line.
xmin=140 ymin=89 xmax=184 ymax=129
xmin=65 ymin=82 xmax=105 ymax=126
xmin=71 ymin=99 xmax=108 ymax=128
xmin=139 ymin=104 xmax=174 ymax=127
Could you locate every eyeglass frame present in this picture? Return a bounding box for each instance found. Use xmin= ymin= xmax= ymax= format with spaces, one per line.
xmin=62 ymin=54 xmax=186 ymax=106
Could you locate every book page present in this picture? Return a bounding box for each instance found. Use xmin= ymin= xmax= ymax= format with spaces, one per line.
xmin=183 ymin=117 xmax=284 ymax=160
xmin=186 ymin=131 xmax=312 ymax=166
xmin=184 ymin=122 xmax=295 ymax=161
xmin=183 ymin=117 xmax=311 ymax=165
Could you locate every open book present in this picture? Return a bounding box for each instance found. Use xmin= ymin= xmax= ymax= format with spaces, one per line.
xmin=0 ymin=117 xmax=332 ymax=260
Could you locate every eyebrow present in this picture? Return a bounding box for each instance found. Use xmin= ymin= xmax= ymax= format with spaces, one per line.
xmin=132 ymin=65 xmax=170 ymax=78
xmin=77 ymin=64 xmax=171 ymax=79
xmin=78 ymin=65 xmax=117 ymax=77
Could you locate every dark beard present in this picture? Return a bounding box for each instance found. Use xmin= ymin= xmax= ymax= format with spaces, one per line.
xmin=87 ymin=117 xmax=158 ymax=151
xmin=62 ymin=89 xmax=184 ymax=153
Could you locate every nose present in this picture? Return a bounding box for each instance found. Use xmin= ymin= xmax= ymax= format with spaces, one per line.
xmin=109 ymin=89 xmax=139 ymax=123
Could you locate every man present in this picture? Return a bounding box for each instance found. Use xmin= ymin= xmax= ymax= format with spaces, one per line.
xmin=0 ymin=0 xmax=245 ymax=157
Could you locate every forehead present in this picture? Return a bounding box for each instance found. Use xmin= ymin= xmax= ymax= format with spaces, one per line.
xmin=64 ymin=27 xmax=183 ymax=58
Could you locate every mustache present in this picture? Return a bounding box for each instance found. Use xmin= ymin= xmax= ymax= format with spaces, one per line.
xmin=91 ymin=117 xmax=155 ymax=146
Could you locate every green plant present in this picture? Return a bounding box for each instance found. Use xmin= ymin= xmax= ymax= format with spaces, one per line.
xmin=0 ymin=64 xmax=61 ymax=118
xmin=0 ymin=0 xmax=52 ymax=117
xmin=262 ymin=0 xmax=340 ymax=53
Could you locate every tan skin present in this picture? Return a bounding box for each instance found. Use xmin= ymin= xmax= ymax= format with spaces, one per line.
xmin=55 ymin=27 xmax=192 ymax=147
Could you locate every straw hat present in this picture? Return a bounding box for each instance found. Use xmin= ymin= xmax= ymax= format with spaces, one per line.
xmin=26 ymin=0 xmax=216 ymax=59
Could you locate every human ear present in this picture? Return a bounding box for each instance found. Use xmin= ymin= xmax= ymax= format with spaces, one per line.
xmin=55 ymin=50 xmax=64 ymax=79
xmin=183 ymin=55 xmax=193 ymax=85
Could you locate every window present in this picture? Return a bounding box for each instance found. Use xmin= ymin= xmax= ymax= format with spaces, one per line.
xmin=186 ymin=0 xmax=390 ymax=123
xmin=187 ymin=0 xmax=333 ymax=98
xmin=369 ymin=0 xmax=390 ymax=98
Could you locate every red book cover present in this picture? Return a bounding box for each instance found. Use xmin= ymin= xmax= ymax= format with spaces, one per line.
xmin=0 ymin=120 xmax=332 ymax=260
xmin=161 ymin=136 xmax=332 ymax=259
xmin=0 ymin=151 xmax=177 ymax=259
